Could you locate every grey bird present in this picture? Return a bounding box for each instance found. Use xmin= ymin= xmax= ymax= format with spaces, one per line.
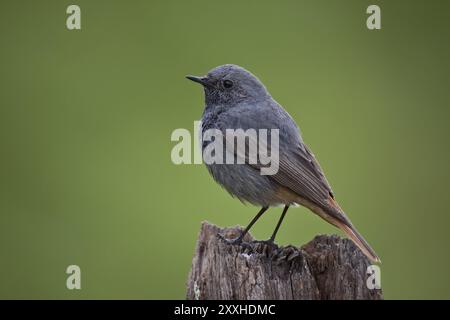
xmin=186 ymin=64 xmax=380 ymax=263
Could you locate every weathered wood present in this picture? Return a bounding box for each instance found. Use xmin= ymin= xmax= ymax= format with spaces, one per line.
xmin=186 ymin=221 xmax=382 ymax=300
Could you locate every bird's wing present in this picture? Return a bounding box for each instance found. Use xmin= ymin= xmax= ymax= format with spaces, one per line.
xmin=275 ymin=142 xmax=334 ymax=205
xmin=218 ymin=101 xmax=341 ymax=217
xmin=276 ymin=140 xmax=361 ymax=225
xmin=216 ymin=102 xmax=380 ymax=261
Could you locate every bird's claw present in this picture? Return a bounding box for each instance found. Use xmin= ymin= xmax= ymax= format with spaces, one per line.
xmin=217 ymin=233 xmax=243 ymax=245
xmin=218 ymin=233 xmax=254 ymax=251
xmin=218 ymin=234 xmax=290 ymax=258
xmin=251 ymin=239 xmax=277 ymax=248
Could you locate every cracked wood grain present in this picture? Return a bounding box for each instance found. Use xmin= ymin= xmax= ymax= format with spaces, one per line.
xmin=186 ymin=221 xmax=382 ymax=300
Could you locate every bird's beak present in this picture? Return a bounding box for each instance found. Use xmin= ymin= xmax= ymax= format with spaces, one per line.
xmin=186 ymin=75 xmax=209 ymax=87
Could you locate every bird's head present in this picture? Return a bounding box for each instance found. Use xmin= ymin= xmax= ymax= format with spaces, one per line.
xmin=186 ymin=64 xmax=270 ymax=106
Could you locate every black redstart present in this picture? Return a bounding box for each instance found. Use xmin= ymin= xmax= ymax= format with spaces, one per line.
xmin=187 ymin=64 xmax=380 ymax=263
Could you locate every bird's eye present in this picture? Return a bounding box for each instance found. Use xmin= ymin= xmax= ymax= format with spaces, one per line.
xmin=223 ymin=80 xmax=234 ymax=88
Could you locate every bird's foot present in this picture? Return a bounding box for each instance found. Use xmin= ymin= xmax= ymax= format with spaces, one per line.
xmin=218 ymin=233 xmax=243 ymax=245
xmin=250 ymin=239 xmax=285 ymax=259
xmin=273 ymin=245 xmax=301 ymax=263
xmin=251 ymin=238 xmax=277 ymax=248
xmin=217 ymin=233 xmax=254 ymax=251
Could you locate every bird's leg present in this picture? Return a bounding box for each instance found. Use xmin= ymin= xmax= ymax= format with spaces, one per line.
xmin=268 ymin=205 xmax=289 ymax=243
xmin=219 ymin=206 xmax=269 ymax=245
xmin=251 ymin=205 xmax=289 ymax=246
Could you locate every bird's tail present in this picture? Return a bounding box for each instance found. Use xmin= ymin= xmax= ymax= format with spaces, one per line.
xmin=322 ymin=198 xmax=381 ymax=263
xmin=290 ymin=192 xmax=380 ymax=263
xmin=315 ymin=198 xmax=380 ymax=263
xmin=336 ymin=220 xmax=380 ymax=263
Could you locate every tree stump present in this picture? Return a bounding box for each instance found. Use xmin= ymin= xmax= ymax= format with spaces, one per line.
xmin=186 ymin=222 xmax=382 ymax=300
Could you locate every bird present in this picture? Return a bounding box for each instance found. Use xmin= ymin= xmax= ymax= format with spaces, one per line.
xmin=186 ymin=64 xmax=380 ymax=263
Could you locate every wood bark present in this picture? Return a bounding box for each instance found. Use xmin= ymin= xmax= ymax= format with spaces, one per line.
xmin=186 ymin=221 xmax=382 ymax=300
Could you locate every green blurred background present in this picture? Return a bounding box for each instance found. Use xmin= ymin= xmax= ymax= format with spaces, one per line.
xmin=1 ymin=0 xmax=449 ymax=299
